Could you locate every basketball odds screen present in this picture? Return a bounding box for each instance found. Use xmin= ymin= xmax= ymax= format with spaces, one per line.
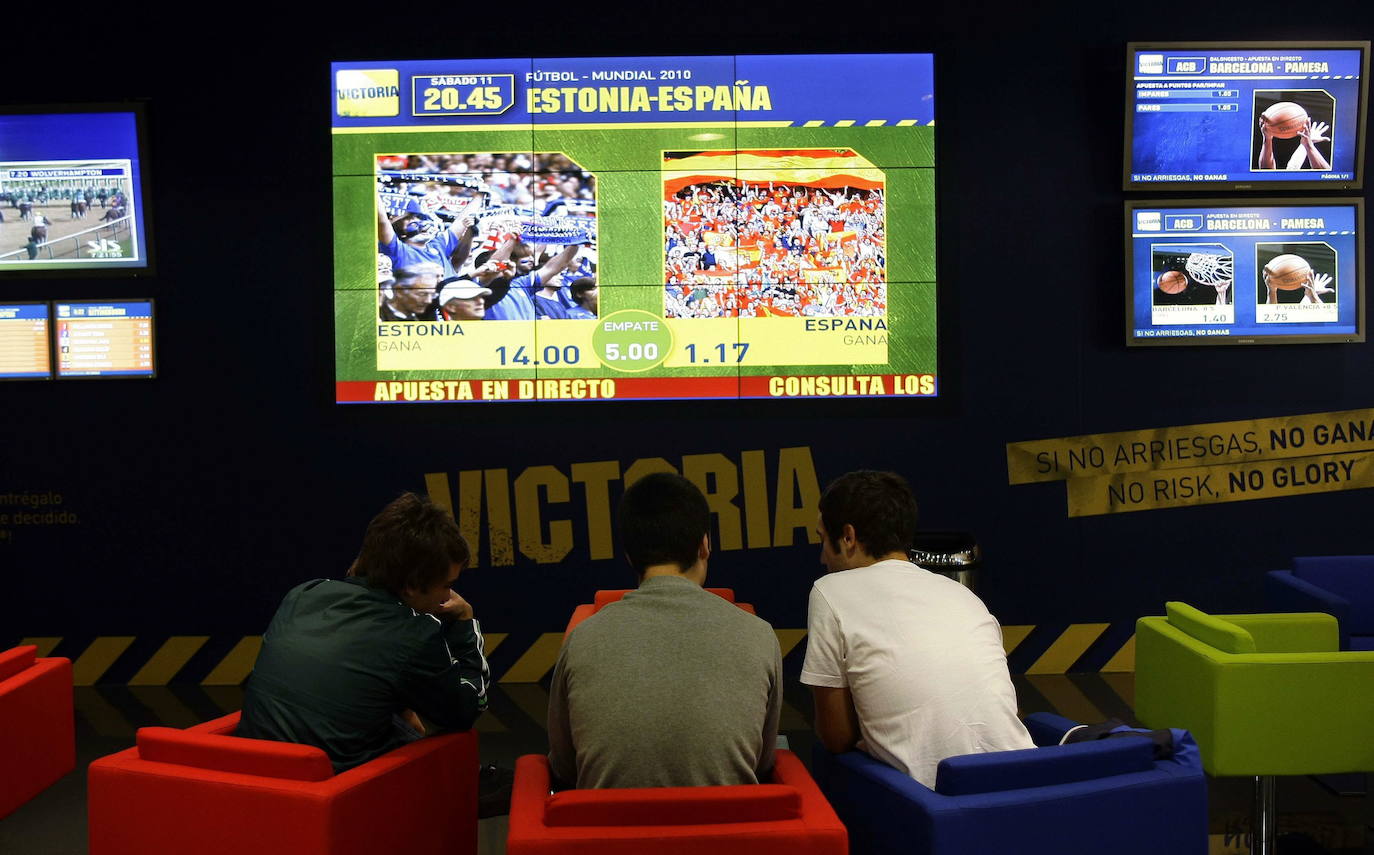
xmin=1126 ymin=200 xmax=1364 ymax=346
xmin=1127 ymin=43 xmax=1368 ymax=189
xmin=330 ymin=54 xmax=936 ymax=404
xmin=0 ymin=109 xmax=148 ymax=271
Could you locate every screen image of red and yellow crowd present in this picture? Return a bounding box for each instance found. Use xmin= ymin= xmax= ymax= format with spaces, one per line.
xmin=331 ymin=55 xmax=935 ymax=403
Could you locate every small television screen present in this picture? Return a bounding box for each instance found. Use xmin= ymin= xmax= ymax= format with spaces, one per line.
xmin=1125 ymin=199 xmax=1364 ymax=346
xmin=0 ymin=105 xmax=151 ymax=273
xmin=1125 ymin=42 xmax=1369 ymax=190
xmin=0 ymin=302 xmax=51 ymax=379
xmin=53 ymin=300 xmax=156 ymax=378
xmin=330 ymin=54 xmax=937 ymax=404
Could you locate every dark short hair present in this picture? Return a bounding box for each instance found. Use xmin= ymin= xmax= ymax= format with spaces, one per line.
xmin=818 ymin=470 xmax=918 ymax=558
xmin=570 ymin=277 xmax=596 ymax=304
xmin=618 ymin=472 xmax=709 ymax=574
xmin=351 ymin=493 xmax=469 ymax=594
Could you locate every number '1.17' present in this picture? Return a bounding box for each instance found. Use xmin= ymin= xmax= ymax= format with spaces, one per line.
xmin=685 ymin=343 xmax=750 ymax=362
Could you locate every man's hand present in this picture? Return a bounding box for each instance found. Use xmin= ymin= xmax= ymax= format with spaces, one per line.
xmin=435 ymin=589 xmax=474 ymax=621
xmin=400 ymin=708 xmax=426 ymax=736
xmin=1212 ymin=280 xmax=1231 ymax=305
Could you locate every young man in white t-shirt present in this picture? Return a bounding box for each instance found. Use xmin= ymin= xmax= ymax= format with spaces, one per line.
xmin=800 ymin=470 xmax=1032 ymax=788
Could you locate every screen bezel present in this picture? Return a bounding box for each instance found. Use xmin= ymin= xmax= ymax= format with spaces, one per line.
xmin=1123 ymin=197 xmax=1366 ymax=347
xmin=1123 ymin=41 xmax=1370 ymax=192
xmin=0 ymin=300 xmax=52 ymax=381
xmin=52 ymin=297 xmax=158 ymax=379
xmin=0 ymin=101 xmax=156 ymax=279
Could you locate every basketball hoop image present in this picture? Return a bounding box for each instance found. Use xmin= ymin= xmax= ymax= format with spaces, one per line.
xmin=1185 ymin=251 xmax=1234 ymax=304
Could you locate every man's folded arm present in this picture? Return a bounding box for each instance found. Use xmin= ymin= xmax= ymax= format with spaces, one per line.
xmin=399 ymin=617 xmax=490 ymax=730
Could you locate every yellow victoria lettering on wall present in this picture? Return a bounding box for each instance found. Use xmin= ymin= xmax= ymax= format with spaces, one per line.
xmin=424 ymin=447 xmax=821 ymax=567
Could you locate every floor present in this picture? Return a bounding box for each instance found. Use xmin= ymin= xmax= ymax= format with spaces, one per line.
xmin=2 ymin=675 xmax=1371 ymax=854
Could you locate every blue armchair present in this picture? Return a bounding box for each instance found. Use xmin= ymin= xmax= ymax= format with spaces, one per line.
xmin=811 ymin=712 xmax=1206 ymax=855
xmin=1266 ymin=555 xmax=1374 ymax=650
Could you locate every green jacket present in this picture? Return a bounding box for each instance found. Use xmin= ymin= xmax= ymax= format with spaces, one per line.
xmin=238 ymin=576 xmax=488 ymax=771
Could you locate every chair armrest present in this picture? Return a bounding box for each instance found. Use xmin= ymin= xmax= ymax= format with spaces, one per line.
xmin=1222 ymin=611 xmax=1339 ymax=653
xmin=935 ymin=739 xmax=1154 ymax=796
xmin=563 ymin=605 xmax=597 ymax=642
xmin=0 ymin=645 xmax=38 ymax=683
xmin=189 ymin=711 xmax=241 ymax=735
xmin=1263 ymin=573 xmax=1350 ymax=649
xmin=1024 ymin=712 xmax=1079 ymax=747
xmin=1206 ymin=651 xmax=1374 ymax=775
xmin=510 ymin=754 xmax=553 ymax=832
xmin=770 ymin=748 xmax=845 ymax=835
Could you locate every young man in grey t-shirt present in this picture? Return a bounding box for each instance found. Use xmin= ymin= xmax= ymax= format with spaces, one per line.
xmin=547 ymin=473 xmax=782 ymax=789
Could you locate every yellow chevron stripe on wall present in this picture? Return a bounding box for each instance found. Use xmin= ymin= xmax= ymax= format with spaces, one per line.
xmin=11 ymin=625 xmax=1143 ymax=684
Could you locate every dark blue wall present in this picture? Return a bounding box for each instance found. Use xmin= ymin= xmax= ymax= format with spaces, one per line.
xmin=3 ymin=2 xmax=1372 ymax=669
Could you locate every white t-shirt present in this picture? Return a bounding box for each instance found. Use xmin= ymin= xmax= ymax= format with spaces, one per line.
xmin=801 ymin=559 xmax=1032 ymax=788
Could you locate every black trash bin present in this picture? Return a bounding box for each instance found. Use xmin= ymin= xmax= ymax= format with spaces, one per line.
xmin=909 ymin=530 xmax=981 ymax=592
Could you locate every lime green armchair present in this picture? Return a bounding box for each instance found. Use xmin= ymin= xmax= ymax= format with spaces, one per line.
xmin=1136 ymin=602 xmax=1374 ymax=855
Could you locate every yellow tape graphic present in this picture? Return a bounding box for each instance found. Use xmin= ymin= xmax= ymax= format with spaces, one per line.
xmin=202 ymin=637 xmax=262 ymax=686
xmin=72 ymin=636 xmax=135 ymax=686
xmin=1008 ymin=407 xmax=1374 ymax=484
xmin=1067 ymin=449 xmax=1374 ymax=517
xmin=129 ymin=636 xmax=209 ymax=686
xmin=25 ymin=624 xmax=1144 ymax=686
xmin=19 ymin=636 xmax=62 ymax=657
xmin=1026 ymin=624 xmax=1109 ymax=675
xmin=499 ymin=633 xmax=564 ymax=683
xmin=1001 ymin=625 xmax=1034 ymax=655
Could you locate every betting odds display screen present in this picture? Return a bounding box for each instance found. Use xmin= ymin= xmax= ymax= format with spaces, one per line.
xmin=1125 ymin=199 xmax=1364 ymax=346
xmin=0 ymin=303 xmax=51 ymax=379
xmin=331 ymin=54 xmax=936 ymax=404
xmin=1126 ymin=43 xmax=1369 ymax=190
xmin=0 ymin=107 xmax=150 ymax=272
xmin=53 ymin=300 xmax=156 ymax=378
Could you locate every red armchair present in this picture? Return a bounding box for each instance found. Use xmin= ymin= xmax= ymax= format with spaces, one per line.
xmin=564 ymin=588 xmax=757 ymax=640
xmin=507 ymin=751 xmax=846 ymax=855
xmin=88 ymin=711 xmax=478 ymax=855
xmin=0 ymin=645 xmax=74 ymax=819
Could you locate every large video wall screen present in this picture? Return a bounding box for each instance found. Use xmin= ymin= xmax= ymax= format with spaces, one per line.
xmin=331 ymin=54 xmax=936 ymax=403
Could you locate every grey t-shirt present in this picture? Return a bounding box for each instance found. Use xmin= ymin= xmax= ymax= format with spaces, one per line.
xmin=547 ymin=575 xmax=783 ymax=788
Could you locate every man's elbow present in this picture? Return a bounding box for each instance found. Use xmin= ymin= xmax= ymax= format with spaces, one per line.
xmin=425 ymin=696 xmax=484 ymax=732
xmin=814 ymin=724 xmax=858 ymax=755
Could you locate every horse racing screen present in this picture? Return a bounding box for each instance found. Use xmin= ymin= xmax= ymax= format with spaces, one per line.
xmin=0 ymin=106 xmax=150 ymax=273
xmin=1125 ymin=198 xmax=1364 ymax=346
xmin=1125 ymin=42 xmax=1369 ymax=191
xmin=330 ymin=54 xmax=936 ymax=404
